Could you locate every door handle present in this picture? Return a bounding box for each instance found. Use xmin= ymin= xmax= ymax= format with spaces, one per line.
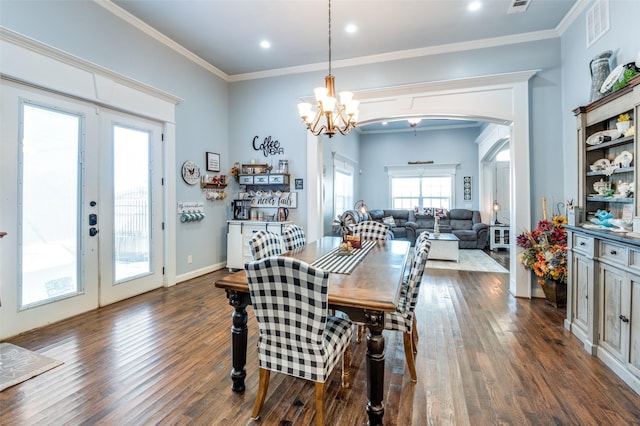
xmin=619 ymin=315 xmax=629 ymax=323
xmin=90 ymin=227 xmax=99 ymax=237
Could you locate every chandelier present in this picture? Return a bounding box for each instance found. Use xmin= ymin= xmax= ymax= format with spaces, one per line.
xmin=297 ymin=0 xmax=359 ymax=138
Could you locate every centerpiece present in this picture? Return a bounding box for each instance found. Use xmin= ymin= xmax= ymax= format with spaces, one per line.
xmin=516 ymin=213 xmax=568 ymax=307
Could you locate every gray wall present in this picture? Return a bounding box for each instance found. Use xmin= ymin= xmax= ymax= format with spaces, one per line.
xmin=230 ymin=37 xmax=564 ymax=229
xmin=1 ymin=1 xmax=229 ymax=276
xmin=359 ymin=127 xmax=481 ymax=210
xmin=3 ymin=0 xmax=639 ymax=279
xmin=560 ymin=0 xmax=640 ymax=208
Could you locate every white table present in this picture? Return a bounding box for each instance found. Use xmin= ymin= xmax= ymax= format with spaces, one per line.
xmin=428 ymin=233 xmax=460 ymax=262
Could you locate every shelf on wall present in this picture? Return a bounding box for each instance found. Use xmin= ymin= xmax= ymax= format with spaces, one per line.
xmin=586 ymin=135 xmax=634 ymax=151
xmin=586 ymin=166 xmax=634 ymax=177
xmin=200 ymin=182 xmax=228 ymax=189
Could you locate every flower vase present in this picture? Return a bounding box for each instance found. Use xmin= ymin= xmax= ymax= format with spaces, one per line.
xmin=539 ymin=279 xmax=567 ymax=308
xmin=616 ymin=121 xmax=631 ymax=133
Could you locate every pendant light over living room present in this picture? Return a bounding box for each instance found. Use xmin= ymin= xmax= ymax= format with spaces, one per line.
xmin=297 ymin=0 xmax=359 ymax=138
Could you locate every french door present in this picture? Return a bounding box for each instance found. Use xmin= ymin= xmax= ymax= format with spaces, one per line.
xmin=0 ymin=79 xmax=164 ymax=338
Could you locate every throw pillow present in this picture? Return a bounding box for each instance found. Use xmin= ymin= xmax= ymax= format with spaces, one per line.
xmin=382 ymin=216 xmax=396 ymax=227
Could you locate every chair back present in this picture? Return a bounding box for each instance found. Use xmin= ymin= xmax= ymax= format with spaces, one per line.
xmin=245 ymin=257 xmax=331 ymax=380
xmin=249 ymin=230 xmax=283 ymax=260
xmin=415 ymin=230 xmax=430 ymax=248
xmin=283 ymin=224 xmax=306 ymax=251
xmin=352 ymin=220 xmax=390 ymax=241
xmin=404 ymin=241 xmax=431 ymax=313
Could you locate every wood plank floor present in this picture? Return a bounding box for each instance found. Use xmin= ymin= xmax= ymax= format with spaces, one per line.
xmin=2 ymin=265 xmax=640 ymax=425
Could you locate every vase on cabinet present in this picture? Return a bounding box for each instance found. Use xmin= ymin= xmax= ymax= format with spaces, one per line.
xmin=589 ymin=50 xmax=613 ymax=102
xmin=539 ymin=279 xmax=567 ymax=308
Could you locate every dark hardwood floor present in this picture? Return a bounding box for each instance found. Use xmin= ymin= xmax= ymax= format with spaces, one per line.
xmin=2 ymin=261 xmax=640 ymax=425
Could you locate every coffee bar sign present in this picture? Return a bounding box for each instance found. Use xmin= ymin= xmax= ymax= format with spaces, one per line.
xmin=239 ymin=192 xmax=297 ymax=209
xmin=253 ymin=135 xmax=283 ymax=157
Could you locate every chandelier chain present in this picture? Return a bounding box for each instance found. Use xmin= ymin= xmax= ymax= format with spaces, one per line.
xmin=328 ymin=0 xmax=332 ymax=76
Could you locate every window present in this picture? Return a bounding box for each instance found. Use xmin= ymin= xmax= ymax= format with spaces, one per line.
xmin=334 ymin=166 xmax=354 ymax=217
xmin=391 ymin=176 xmax=452 ymax=209
xmin=388 ymin=163 xmax=457 ymax=210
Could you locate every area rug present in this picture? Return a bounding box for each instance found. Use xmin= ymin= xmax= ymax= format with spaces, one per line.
xmin=427 ymin=250 xmax=508 ymax=273
xmin=0 ymin=343 xmax=63 ymax=391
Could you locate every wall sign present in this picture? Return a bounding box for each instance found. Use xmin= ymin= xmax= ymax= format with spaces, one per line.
xmin=295 ymin=178 xmax=303 ymax=190
xmin=206 ymin=152 xmax=220 ymax=172
xmin=239 ymin=192 xmax=297 ymax=208
xmin=252 ymin=135 xmax=284 ymax=157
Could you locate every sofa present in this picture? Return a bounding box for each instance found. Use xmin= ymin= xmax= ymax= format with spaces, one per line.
xmin=405 ymin=208 xmax=489 ymax=249
xmin=366 ymin=209 xmax=413 ymax=241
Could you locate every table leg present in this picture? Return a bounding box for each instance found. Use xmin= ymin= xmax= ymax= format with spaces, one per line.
xmin=365 ymin=309 xmax=385 ymax=426
xmin=225 ymin=289 xmax=250 ymax=393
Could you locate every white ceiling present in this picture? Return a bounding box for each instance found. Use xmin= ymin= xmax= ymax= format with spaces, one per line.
xmin=111 ymin=0 xmax=578 ymax=78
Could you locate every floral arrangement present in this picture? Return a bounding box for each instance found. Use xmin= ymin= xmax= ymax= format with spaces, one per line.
xmin=230 ymin=165 xmax=240 ymax=183
xmin=618 ymin=113 xmax=631 ymax=123
xmin=516 ymin=215 xmax=568 ymax=285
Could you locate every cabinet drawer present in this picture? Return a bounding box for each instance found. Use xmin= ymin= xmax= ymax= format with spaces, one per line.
xmin=253 ymin=175 xmax=269 ymax=184
xmin=598 ymin=241 xmax=628 ymax=266
xmin=239 ymin=175 xmax=254 ymax=184
xmin=572 ymin=234 xmax=594 ymax=255
xmin=268 ymin=174 xmax=289 ymax=184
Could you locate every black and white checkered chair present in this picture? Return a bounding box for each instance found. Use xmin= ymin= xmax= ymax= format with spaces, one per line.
xmin=352 ymin=220 xmax=390 ymax=241
xmin=249 ymin=230 xmax=283 ymax=261
xmin=282 ymin=224 xmax=306 ymax=251
xmin=245 ymin=257 xmax=355 ymax=426
xmin=384 ymin=239 xmax=430 ymax=382
xmin=415 ymin=230 xmax=430 ymax=248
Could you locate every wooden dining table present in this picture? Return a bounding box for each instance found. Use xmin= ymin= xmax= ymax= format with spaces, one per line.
xmin=214 ymin=236 xmax=411 ymax=426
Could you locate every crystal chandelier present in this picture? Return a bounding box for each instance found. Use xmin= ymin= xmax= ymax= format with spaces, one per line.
xmin=297 ymin=0 xmax=359 ymax=138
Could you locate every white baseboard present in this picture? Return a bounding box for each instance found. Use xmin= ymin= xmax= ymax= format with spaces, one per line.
xmin=174 ymin=262 xmax=227 ymax=284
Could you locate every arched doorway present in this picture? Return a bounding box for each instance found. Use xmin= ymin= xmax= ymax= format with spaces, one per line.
xmin=306 ymin=70 xmax=537 ymax=298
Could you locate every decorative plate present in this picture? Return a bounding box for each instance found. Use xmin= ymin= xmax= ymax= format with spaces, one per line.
xmin=613 ymin=151 xmax=633 ymax=168
xmin=600 ymin=65 xmax=625 ymax=94
xmin=586 ymin=129 xmax=623 ymax=145
xmin=591 ymin=158 xmax=611 ymax=170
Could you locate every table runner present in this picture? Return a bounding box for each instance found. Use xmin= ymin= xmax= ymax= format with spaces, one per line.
xmin=311 ymin=240 xmax=376 ymax=274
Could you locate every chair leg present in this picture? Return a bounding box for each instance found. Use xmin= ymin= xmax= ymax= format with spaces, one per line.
xmin=314 ymin=381 xmax=325 ymax=426
xmin=341 ymin=343 xmax=352 ymax=389
xmin=356 ymin=324 xmax=365 ymax=343
xmin=251 ymin=368 xmax=271 ymax=420
xmin=412 ymin=316 xmax=419 ymax=354
xmin=403 ymin=332 xmax=417 ymax=382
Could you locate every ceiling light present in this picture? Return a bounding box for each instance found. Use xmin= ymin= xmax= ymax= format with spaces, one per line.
xmin=297 ymin=0 xmax=359 ymax=138
xmin=408 ymin=118 xmax=422 ymax=127
xmin=468 ymin=1 xmax=482 ymax=11
xmin=259 ymin=40 xmax=271 ymax=49
xmin=345 ymin=23 xmax=357 ymax=33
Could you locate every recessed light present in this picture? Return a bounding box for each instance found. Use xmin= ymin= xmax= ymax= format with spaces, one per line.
xmin=468 ymin=1 xmax=482 ymax=11
xmin=345 ymin=23 xmax=357 ymax=34
xmin=382 ymin=121 xmax=388 ymax=125
xmin=260 ymin=40 xmax=271 ymax=49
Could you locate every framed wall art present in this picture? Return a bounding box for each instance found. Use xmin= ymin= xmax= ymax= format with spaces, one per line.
xmin=463 ymin=176 xmax=472 ymax=201
xmin=206 ymin=152 xmax=220 ymax=172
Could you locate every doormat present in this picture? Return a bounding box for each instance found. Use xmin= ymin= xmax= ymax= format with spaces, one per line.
xmin=427 ymin=249 xmax=508 ymax=273
xmin=0 ymin=343 xmax=63 ymax=391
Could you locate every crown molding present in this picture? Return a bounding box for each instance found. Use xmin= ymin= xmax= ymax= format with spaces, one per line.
xmin=95 ymin=0 xmax=229 ymax=81
xmin=556 ymin=0 xmax=589 ymax=36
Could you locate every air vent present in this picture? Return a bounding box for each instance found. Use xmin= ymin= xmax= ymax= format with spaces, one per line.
xmin=586 ymin=0 xmax=610 ymax=47
xmin=507 ymin=0 xmax=531 ymax=14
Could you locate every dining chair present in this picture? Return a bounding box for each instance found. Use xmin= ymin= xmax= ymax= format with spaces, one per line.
xmin=282 ymin=224 xmax=306 ymax=251
xmin=245 ymin=257 xmax=355 ymax=426
xmin=384 ymin=239 xmax=430 ymax=382
xmin=248 ymin=230 xmax=283 ymax=261
xmin=352 ymin=220 xmax=390 ymax=240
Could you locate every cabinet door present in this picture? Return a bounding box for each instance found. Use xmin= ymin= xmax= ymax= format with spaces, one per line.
xmin=572 ymin=253 xmax=593 ymax=334
xmin=599 ymin=263 xmax=627 ymax=362
xmin=226 ymin=223 xmax=244 ymax=270
xmin=628 ymin=274 xmax=640 ymax=379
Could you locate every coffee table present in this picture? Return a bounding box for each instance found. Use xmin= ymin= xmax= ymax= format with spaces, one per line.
xmin=428 ymin=232 xmax=459 ymax=262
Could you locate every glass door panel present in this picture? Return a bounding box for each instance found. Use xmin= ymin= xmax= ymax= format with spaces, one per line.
xmin=20 ymin=103 xmax=82 ymax=307
xmin=113 ymin=125 xmax=151 ymax=283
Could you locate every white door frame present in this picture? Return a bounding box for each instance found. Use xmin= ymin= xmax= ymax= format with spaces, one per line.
xmin=307 ymin=71 xmax=537 ymax=298
xmin=0 ymin=29 xmax=181 ymax=339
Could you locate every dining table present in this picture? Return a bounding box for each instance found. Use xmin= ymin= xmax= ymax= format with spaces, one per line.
xmin=214 ymin=235 xmax=411 ymax=426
